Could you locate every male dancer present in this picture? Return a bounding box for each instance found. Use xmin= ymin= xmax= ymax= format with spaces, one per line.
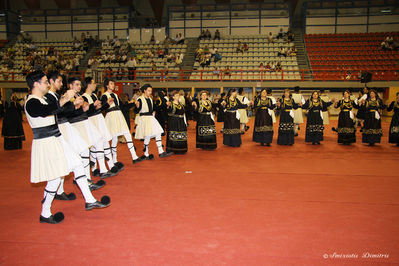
xmin=101 ymin=78 xmax=142 ymax=166
xmin=134 ymin=84 xmax=171 ymax=159
xmin=81 ymin=77 xmax=119 ymax=176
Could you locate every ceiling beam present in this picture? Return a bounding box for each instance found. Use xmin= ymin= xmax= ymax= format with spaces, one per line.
xmin=148 ymin=0 xmax=164 ymax=24
xmin=54 ymin=0 xmax=71 ymax=8
xmin=23 ymin=0 xmax=40 ymax=9
xmin=85 ymin=0 xmax=101 ymax=8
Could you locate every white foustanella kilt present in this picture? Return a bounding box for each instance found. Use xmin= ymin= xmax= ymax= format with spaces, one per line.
xmin=70 ymin=119 xmax=102 ymax=147
xmin=322 ymin=111 xmax=329 ymax=125
xmin=105 ymin=110 xmax=130 ymax=137
xmin=135 ymin=115 xmax=164 ymax=139
xmin=89 ymin=114 xmax=112 ymax=142
xmin=238 ymin=109 xmax=249 ymax=124
xmin=293 ymin=108 xmax=304 ymax=124
xmin=30 ymin=136 xmax=69 ymax=183
xmin=58 ymin=122 xmax=89 ymax=154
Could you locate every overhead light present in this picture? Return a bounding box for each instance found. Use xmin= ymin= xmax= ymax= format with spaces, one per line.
xmin=381 ymin=9 xmax=391 ymax=13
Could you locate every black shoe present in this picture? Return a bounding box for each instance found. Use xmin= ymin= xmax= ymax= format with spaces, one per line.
xmin=261 ymin=143 xmax=264 ymax=146
xmin=312 ymin=142 xmax=316 ymax=145
xmin=159 ymin=152 xmax=172 ymax=158
xmin=140 ymin=154 xmax=154 ymax=160
xmin=40 ymin=212 xmax=64 ymax=224
xmin=85 ymin=196 xmax=111 ymax=211
xmin=241 ymin=131 xmax=245 ymax=135
xmin=114 ymin=162 xmax=124 ymax=171
xmin=316 ymin=142 xmax=321 ymax=145
xmin=396 ymin=143 xmax=399 ymax=147
xmin=99 ymin=171 xmax=115 ymax=179
xmin=266 ymin=143 xmax=270 ymax=146
xmin=55 ymin=192 xmax=76 ymax=201
xmin=369 ymin=143 xmax=375 ymax=146
xmin=332 ymin=127 xmax=337 ymax=132
xmin=133 ymin=157 xmax=144 ymax=164
xmin=89 ymin=180 xmax=106 ymax=191
xmin=245 ymin=125 xmax=250 ymax=131
xmin=294 ymin=133 xmax=298 ymax=137
xmin=360 ymin=128 xmax=363 ymax=133
xmin=92 ymin=169 xmax=100 ymax=177
xmin=109 ymin=166 xmax=119 ymax=174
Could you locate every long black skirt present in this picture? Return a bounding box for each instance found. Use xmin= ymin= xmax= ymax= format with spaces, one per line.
xmin=217 ymin=109 xmax=224 ymax=122
xmin=388 ymin=112 xmax=399 ymax=144
xmin=253 ymin=109 xmax=273 ymax=144
xmin=277 ymin=111 xmax=294 ymax=145
xmin=362 ymin=112 xmax=382 ymax=144
xmin=155 ymin=111 xmax=167 ymax=131
xmin=223 ymin=111 xmax=241 ymax=147
xmin=166 ymin=116 xmax=187 ymax=154
xmin=337 ymin=111 xmax=356 ymax=144
xmin=196 ymin=113 xmax=217 ymax=150
xmin=305 ymin=111 xmax=324 ymax=143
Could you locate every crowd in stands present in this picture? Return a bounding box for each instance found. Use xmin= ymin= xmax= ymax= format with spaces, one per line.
xmin=381 ymin=35 xmax=399 ymax=51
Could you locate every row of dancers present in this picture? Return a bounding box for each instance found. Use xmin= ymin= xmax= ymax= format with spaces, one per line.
xmin=25 ymin=70 xmax=399 ymax=223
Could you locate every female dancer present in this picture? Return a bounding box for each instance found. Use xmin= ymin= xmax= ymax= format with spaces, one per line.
xmin=334 ymin=90 xmax=358 ymax=145
xmin=253 ymin=88 xmax=275 ymax=146
xmin=192 ymin=90 xmax=217 ymax=150
xmin=361 ymin=89 xmax=386 ymax=146
xmin=302 ymin=91 xmax=333 ymax=145
xmin=387 ymin=92 xmax=399 ymax=146
xmin=221 ymin=88 xmax=252 ymax=147
xmin=276 ymin=89 xmax=299 ymax=145
xmin=166 ymin=90 xmax=188 ymax=154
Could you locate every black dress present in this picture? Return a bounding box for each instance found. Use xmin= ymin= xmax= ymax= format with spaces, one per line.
xmin=336 ymin=99 xmax=358 ymax=144
xmin=387 ymin=101 xmax=399 ymax=144
xmin=303 ymin=99 xmax=332 ymax=143
xmin=252 ymin=97 xmax=275 ymax=145
xmin=277 ymin=98 xmax=298 ymax=145
xmin=2 ymin=101 xmax=25 ymax=150
xmin=217 ymin=98 xmax=225 ymax=122
xmin=120 ymin=100 xmax=135 ymax=131
xmin=195 ymin=100 xmax=217 ymax=150
xmin=362 ymin=99 xmax=385 ymax=144
xmin=154 ymin=96 xmax=168 ymax=131
xmin=223 ymin=97 xmax=247 ymax=147
xmin=166 ymin=102 xmax=187 ymax=154
xmin=356 ymin=95 xmax=366 ymax=122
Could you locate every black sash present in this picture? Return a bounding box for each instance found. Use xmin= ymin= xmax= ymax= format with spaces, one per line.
xmin=68 ymin=112 xmax=88 ymax=123
xmin=106 ymin=106 xmax=121 ymax=113
xmin=57 ymin=116 xmax=69 ymax=124
xmin=32 ymin=124 xmax=61 ymax=139
xmin=139 ymin=112 xmax=152 ymax=116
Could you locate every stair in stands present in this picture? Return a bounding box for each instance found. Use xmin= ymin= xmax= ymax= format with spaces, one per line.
xmin=78 ymin=43 xmax=100 ymax=72
xmin=292 ymin=28 xmax=313 ymax=80
xmin=181 ymin=38 xmax=199 ymax=80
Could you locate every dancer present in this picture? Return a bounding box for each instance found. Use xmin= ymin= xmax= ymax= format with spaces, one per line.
xmin=334 ymin=90 xmax=358 ymax=145
xmin=302 ymin=91 xmax=333 ymax=145
xmin=101 ymin=78 xmax=142 ymax=166
xmin=1 ymin=93 xmax=25 ymax=150
xmin=252 ymin=88 xmax=275 ymax=146
xmin=221 ymin=88 xmax=252 ymax=147
xmin=276 ymin=89 xmax=300 ymax=145
xmin=356 ymin=87 xmax=369 ymax=130
xmin=192 ymin=90 xmax=217 ymax=150
xmin=217 ymin=92 xmax=226 ymax=133
xmin=166 ymin=90 xmax=188 ymax=154
xmin=236 ymin=88 xmax=250 ymax=134
xmin=266 ymin=88 xmax=277 ymax=124
xmin=292 ymin=86 xmax=305 ymax=136
xmin=46 ymin=72 xmax=105 ymax=195
xmin=387 ymin=92 xmax=399 ymax=146
xmin=361 ymin=89 xmax=386 ymax=146
xmin=66 ymin=77 xmax=115 ymax=179
xmin=81 ymin=77 xmax=119 ymax=176
xmin=134 ymin=84 xmax=171 ymax=159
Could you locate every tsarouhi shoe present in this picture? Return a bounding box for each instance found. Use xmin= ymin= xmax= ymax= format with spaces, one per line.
xmin=99 ymin=171 xmax=116 ymax=179
xmin=55 ymin=192 xmax=76 ymax=201
xmin=85 ymin=196 xmax=111 ymax=211
xmin=92 ymin=169 xmax=100 ymax=177
xmin=110 ymin=166 xmax=119 ymax=174
xmin=89 ymin=180 xmax=106 ymax=191
xmin=40 ymin=212 xmax=64 ymax=224
xmin=114 ymin=162 xmax=124 ymax=171
xmin=133 ymin=157 xmax=144 ymax=164
xmin=159 ymin=152 xmax=172 ymax=158
xmin=140 ymin=154 xmax=154 ymax=161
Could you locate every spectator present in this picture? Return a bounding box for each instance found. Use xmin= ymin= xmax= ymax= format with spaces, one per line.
xmin=150 ymin=35 xmax=155 ymax=44
xmin=224 ymin=66 xmax=231 ymax=77
xmin=177 ymin=33 xmax=185 ymax=44
xmin=287 ymin=29 xmax=294 ymax=42
xmin=278 ymin=46 xmax=287 ymax=57
xmin=198 ymin=30 xmax=206 ymax=40
xmin=157 ymin=48 xmax=164 ymax=58
xmin=277 ymin=28 xmax=285 ymax=39
xmin=214 ymin=50 xmax=222 ymax=63
xmin=236 ymin=41 xmax=243 ymax=53
xmin=214 ymin=29 xmax=221 ymax=40
xmin=242 ymin=43 xmax=249 ymax=52
xmin=205 ymin=29 xmax=211 ymax=39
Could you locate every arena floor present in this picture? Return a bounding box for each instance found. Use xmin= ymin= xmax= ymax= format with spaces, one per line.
xmin=0 ymin=118 xmax=398 ymax=265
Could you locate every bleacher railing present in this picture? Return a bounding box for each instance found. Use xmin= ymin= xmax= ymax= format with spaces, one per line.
xmin=1 ymin=69 xmax=399 ymax=83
